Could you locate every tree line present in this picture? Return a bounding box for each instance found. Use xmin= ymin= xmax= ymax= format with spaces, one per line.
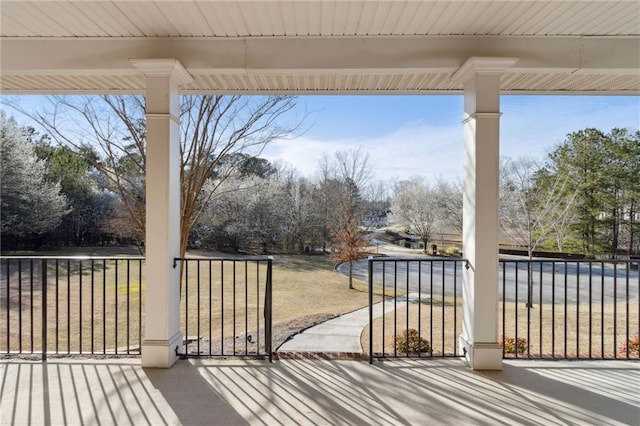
xmin=499 ymin=128 xmax=639 ymax=258
xmin=1 ymin=108 xmax=379 ymax=257
xmin=359 ymin=128 xmax=639 ymax=258
xmin=1 ymin=95 xmax=638 ymax=259
xmin=1 ymin=112 xmax=113 ymax=249
xmin=0 ymin=99 xmax=379 ymax=256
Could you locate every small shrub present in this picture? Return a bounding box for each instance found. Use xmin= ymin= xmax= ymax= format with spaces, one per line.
xmin=395 ymin=329 xmax=431 ymax=354
xmin=619 ymin=335 xmax=640 ymax=357
xmin=501 ymin=336 xmax=528 ymax=355
xmin=444 ymin=246 xmax=461 ymax=256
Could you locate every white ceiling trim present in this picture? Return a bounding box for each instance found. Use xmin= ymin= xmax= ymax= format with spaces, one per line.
xmin=2 ymin=36 xmax=638 ymax=75
xmin=1 ymin=72 xmax=638 ymax=96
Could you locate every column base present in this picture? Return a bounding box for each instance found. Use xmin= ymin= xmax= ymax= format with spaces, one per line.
xmin=459 ymin=335 xmax=502 ymax=370
xmin=141 ymin=332 xmax=183 ymax=368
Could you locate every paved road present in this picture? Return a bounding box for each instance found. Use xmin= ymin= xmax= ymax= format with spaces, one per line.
xmin=338 ymin=256 xmax=640 ymax=305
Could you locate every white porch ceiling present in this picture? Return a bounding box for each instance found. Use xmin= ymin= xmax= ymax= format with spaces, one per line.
xmin=1 ymin=0 xmax=639 ymax=94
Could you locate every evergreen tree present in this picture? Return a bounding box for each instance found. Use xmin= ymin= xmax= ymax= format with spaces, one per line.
xmin=35 ymin=141 xmax=110 ymax=245
xmin=546 ymin=127 xmax=639 ymax=256
xmin=604 ymin=129 xmax=640 ymax=255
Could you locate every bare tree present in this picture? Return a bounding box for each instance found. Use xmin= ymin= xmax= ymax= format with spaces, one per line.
xmin=363 ymin=180 xmax=389 ymax=205
xmin=100 ymin=196 xmax=144 ymax=250
xmin=177 ymin=95 xmax=299 ymax=255
xmin=277 ymin=170 xmax=318 ymax=253
xmin=549 ymin=195 xmax=578 ymax=252
xmin=500 ymin=157 xmax=577 ymax=306
xmin=389 ymin=178 xmax=437 ymax=251
xmin=6 ymin=95 xmax=300 ymax=257
xmin=500 ymin=157 xmax=577 ymax=258
xmin=432 ymin=177 xmax=463 ymax=246
xmin=315 ymin=147 xmax=373 ymax=251
xmin=332 ymin=147 xmax=374 ymax=189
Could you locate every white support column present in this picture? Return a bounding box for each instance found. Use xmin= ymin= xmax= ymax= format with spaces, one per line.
xmin=131 ymin=59 xmax=192 ymax=368
xmin=452 ymin=57 xmax=517 ymax=370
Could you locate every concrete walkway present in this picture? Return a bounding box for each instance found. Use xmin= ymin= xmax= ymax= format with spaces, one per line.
xmin=277 ymin=298 xmax=408 ymax=354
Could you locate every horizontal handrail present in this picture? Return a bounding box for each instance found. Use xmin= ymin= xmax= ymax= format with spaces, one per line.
xmin=1 ymin=256 xmax=145 ymax=260
xmin=499 ymin=259 xmax=639 ymax=265
xmin=369 ymin=257 xmax=468 ymax=262
xmin=172 ymin=256 xmax=273 ymax=268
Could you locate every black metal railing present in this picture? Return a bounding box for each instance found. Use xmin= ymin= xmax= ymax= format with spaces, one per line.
xmin=368 ymin=258 xmax=466 ymax=362
xmin=0 ymin=256 xmax=144 ymax=359
xmin=174 ymin=257 xmax=273 ymax=361
xmin=500 ymin=259 xmax=639 ymax=360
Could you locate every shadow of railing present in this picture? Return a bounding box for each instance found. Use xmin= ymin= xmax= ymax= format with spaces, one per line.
xmin=0 ymin=360 xmax=179 ymax=425
xmin=1 ymin=358 xmax=638 ymax=425
xmin=191 ymin=359 xmax=639 ymax=425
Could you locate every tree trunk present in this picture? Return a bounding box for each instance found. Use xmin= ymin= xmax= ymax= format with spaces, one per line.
xmin=611 ymin=206 xmax=619 ymax=259
xmin=629 ymin=203 xmax=637 ymax=255
xmin=556 ymin=232 xmax=564 ymax=252
xmin=527 ymin=247 xmax=534 ymax=308
xmin=348 ymin=261 xmax=354 ymax=289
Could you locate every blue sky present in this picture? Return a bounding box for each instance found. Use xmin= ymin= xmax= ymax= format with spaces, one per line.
xmin=4 ymin=94 xmax=639 ymax=184
xmin=264 ymin=95 xmax=640 ymax=182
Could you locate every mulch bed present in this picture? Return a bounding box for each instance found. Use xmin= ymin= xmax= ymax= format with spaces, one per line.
xmin=180 ymin=313 xmax=337 ymax=356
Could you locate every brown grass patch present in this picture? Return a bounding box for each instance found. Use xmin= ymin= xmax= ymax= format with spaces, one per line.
xmin=362 ymin=297 xmax=639 ymax=359
xmin=1 ymin=253 xmax=388 ymax=355
xmin=1 ymin=258 xmax=143 ymax=354
xmin=179 ymin=254 xmax=386 ymax=354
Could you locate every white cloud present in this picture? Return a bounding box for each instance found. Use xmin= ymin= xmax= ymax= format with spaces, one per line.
xmin=264 ymin=95 xmax=639 ymax=183
xmin=263 ymin=122 xmax=463 ymax=182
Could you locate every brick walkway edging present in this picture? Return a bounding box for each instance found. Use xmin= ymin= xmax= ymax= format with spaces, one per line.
xmin=273 ymin=352 xmax=369 ymax=360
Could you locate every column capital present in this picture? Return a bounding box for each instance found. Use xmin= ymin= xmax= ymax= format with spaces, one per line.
xmin=130 ymin=58 xmax=193 ymax=86
xmin=451 ymin=57 xmax=519 ymax=83
xmin=462 ymin=112 xmax=502 ymax=124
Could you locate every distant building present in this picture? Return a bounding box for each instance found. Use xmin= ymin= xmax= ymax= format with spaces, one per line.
xmin=362 ymin=209 xmax=390 ymax=229
xmin=396 ymin=234 xmax=424 ymax=250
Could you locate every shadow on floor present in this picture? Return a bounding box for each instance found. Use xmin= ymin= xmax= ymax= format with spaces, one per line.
xmin=1 ymin=358 xmax=638 ymax=425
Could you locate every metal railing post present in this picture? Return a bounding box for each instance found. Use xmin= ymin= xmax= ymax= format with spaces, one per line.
xmin=266 ymin=257 xmax=273 ymax=362
xmin=368 ymin=256 xmax=373 ymax=364
xmin=41 ymin=259 xmax=47 ymax=361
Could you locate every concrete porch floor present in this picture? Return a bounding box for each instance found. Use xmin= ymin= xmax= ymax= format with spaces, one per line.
xmin=1 ymin=358 xmax=638 ymax=425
